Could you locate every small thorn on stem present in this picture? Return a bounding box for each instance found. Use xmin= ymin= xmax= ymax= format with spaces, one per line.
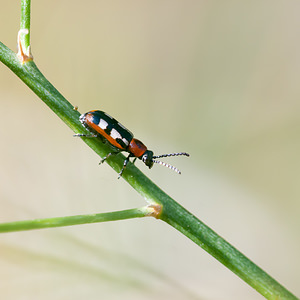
xmin=17 ymin=29 xmax=33 ymax=64
xmin=146 ymin=204 xmax=163 ymax=219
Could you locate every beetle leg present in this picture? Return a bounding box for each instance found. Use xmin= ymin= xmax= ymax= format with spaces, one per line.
xmin=73 ymin=133 xmax=97 ymax=138
xmin=99 ymin=152 xmax=114 ymax=164
xmin=118 ymin=154 xmax=133 ymax=179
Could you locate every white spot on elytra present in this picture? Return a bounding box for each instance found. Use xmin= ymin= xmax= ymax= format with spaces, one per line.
xmin=110 ymin=128 xmax=122 ymax=140
xmin=122 ymin=138 xmax=129 ymax=146
xmin=99 ymin=118 xmax=108 ymax=129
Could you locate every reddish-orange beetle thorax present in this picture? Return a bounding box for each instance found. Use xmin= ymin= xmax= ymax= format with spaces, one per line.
xmin=128 ymin=138 xmax=148 ymax=158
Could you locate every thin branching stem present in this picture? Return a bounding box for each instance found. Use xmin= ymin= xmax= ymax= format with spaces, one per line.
xmin=0 ymin=207 xmax=152 ymax=233
xmin=20 ymin=0 xmax=31 ymax=48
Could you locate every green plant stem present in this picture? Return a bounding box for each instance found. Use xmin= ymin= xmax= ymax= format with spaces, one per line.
xmin=20 ymin=0 xmax=31 ymax=48
xmin=0 ymin=42 xmax=297 ymax=300
xmin=0 ymin=207 xmax=150 ymax=233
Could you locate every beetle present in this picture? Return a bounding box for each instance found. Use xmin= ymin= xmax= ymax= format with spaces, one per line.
xmin=74 ymin=110 xmax=189 ymax=178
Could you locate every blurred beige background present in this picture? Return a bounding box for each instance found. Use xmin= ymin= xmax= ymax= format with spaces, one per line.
xmin=0 ymin=1 xmax=299 ymax=299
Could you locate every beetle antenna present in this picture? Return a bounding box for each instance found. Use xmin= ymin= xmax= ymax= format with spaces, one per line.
xmin=152 ymin=152 xmax=190 ymax=159
xmin=152 ymin=159 xmax=182 ymax=174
